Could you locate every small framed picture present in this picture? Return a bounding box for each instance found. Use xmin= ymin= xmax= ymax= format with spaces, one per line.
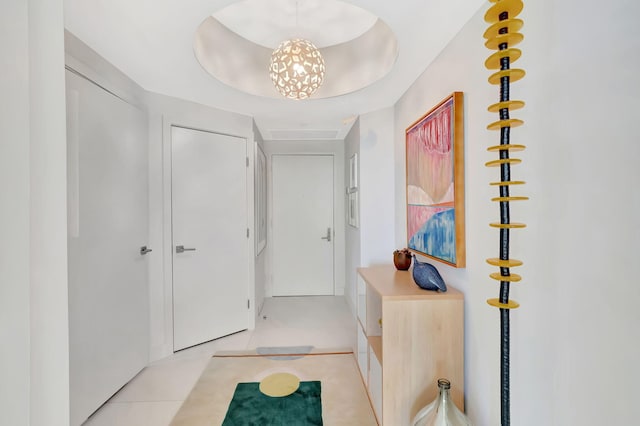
xmin=348 ymin=153 xmax=358 ymax=192
xmin=347 ymin=191 xmax=359 ymax=228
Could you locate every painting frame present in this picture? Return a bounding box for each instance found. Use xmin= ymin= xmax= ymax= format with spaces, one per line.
xmin=405 ymin=92 xmax=465 ymax=267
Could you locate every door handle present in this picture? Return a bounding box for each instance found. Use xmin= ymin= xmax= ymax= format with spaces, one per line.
xmin=140 ymin=246 xmax=152 ymax=255
xmin=320 ymin=228 xmax=332 ymax=242
xmin=176 ymin=245 xmax=196 ymax=253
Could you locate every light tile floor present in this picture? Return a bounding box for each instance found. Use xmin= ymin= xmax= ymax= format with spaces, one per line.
xmin=83 ymin=296 xmax=356 ymax=426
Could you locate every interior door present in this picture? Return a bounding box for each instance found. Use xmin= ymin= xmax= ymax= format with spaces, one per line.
xmin=66 ymin=70 xmax=149 ymax=425
xmin=171 ymin=126 xmax=249 ymax=351
xmin=272 ymin=154 xmax=334 ymax=296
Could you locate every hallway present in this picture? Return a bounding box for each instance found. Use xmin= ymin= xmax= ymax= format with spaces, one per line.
xmin=83 ymin=296 xmax=356 ymax=425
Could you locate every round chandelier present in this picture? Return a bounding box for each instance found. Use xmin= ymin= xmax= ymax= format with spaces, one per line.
xmin=269 ymin=38 xmax=325 ymax=100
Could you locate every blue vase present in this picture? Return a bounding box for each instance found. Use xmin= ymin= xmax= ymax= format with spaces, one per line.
xmin=412 ymin=255 xmax=447 ymax=292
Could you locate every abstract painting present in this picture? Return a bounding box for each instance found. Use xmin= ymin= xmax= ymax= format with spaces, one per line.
xmin=406 ymin=92 xmax=465 ymax=267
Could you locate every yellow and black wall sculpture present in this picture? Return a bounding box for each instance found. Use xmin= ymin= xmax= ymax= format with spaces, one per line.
xmin=484 ymin=0 xmax=527 ymax=425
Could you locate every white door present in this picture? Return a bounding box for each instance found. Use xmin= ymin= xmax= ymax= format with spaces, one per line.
xmin=66 ymin=70 xmax=149 ymax=425
xmin=272 ymin=154 xmax=334 ymax=296
xmin=171 ymin=126 xmax=249 ymax=351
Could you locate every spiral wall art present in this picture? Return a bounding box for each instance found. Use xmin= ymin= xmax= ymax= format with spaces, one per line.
xmin=483 ymin=0 xmax=527 ymax=425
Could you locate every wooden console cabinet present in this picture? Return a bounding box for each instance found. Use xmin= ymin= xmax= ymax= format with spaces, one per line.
xmin=356 ymin=265 xmax=464 ymax=425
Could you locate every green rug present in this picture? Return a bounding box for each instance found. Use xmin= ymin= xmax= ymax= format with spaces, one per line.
xmin=221 ymin=381 xmax=323 ymax=426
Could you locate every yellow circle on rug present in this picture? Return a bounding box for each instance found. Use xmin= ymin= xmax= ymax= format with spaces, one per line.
xmin=259 ymin=373 xmax=300 ymax=397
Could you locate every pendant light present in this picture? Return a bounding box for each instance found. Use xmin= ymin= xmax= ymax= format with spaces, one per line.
xmin=268 ymin=1 xmax=325 ymax=100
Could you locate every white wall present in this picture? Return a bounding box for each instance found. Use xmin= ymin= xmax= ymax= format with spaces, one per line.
xmin=263 ymin=139 xmax=346 ymax=297
xmin=146 ymin=92 xmax=255 ymax=360
xmin=29 ymin=1 xmax=69 ymax=422
xmin=359 ymin=108 xmax=396 ymax=266
xmin=343 ymin=109 xmax=396 ymax=314
xmin=253 ymin=123 xmax=267 ymax=316
xmin=65 ymin=31 xmax=257 ymax=364
xmin=343 ymin=122 xmax=361 ymax=311
xmin=1 ymin=1 xmax=69 ymax=425
xmin=391 ymin=0 xmax=640 ymax=424
xmin=1 ymin=2 xmax=32 ymax=424
xmin=65 ymin=32 xmax=151 ymax=425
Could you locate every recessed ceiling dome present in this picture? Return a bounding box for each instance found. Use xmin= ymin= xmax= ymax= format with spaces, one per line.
xmin=194 ymin=0 xmax=398 ymax=99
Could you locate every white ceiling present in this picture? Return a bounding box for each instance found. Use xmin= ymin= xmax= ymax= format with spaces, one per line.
xmin=213 ymin=0 xmax=379 ymax=49
xmin=63 ymin=0 xmax=485 ymax=140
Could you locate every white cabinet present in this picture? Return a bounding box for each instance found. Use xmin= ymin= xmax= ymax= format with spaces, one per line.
xmin=356 ymin=265 xmax=465 ymax=426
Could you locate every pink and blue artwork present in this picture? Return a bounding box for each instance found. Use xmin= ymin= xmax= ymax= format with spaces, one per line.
xmin=406 ymin=93 xmax=465 ymax=267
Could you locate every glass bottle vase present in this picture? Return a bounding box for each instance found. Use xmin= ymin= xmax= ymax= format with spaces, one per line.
xmin=412 ymin=378 xmax=472 ymax=426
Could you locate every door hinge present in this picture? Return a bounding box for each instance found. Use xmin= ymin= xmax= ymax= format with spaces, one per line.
xmin=246 ymin=157 xmax=249 ymax=167
xmin=247 ymin=299 xmax=250 ymax=309
xmin=247 ymin=228 xmax=250 ymax=238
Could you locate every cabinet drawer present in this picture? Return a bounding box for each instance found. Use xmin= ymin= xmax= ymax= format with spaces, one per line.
xmin=369 ymin=345 xmax=383 ymax=422
xmin=357 ymin=274 xmax=367 ymax=328
xmin=356 ymin=324 xmax=368 ymax=384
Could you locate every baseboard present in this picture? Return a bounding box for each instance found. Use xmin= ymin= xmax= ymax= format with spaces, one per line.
xmin=149 ymin=342 xmax=173 ymax=363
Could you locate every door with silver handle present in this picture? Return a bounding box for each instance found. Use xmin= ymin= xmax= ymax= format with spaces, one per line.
xmin=320 ymin=227 xmax=332 ymax=243
xmin=176 ymin=245 xmax=196 ymax=253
